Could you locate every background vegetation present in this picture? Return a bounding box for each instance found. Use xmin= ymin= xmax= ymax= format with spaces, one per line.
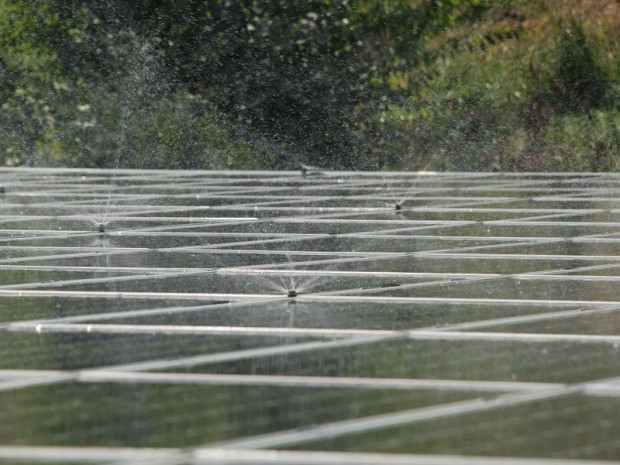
xmin=1 ymin=0 xmax=619 ymax=171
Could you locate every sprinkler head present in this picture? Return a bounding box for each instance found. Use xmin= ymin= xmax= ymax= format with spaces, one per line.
xmin=0 ymin=186 xmax=5 ymax=194
xmin=97 ymin=223 xmax=106 ymax=233
xmin=287 ymin=289 xmax=298 ymax=298
xmin=395 ymin=203 xmax=402 ymax=211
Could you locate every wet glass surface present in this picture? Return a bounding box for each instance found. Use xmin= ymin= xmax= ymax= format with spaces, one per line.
xmin=177 ymin=338 xmax=620 ymax=384
xmin=0 ymin=269 xmax=123 ymax=286
xmin=479 ymin=309 xmax=620 ymax=335
xmin=0 ymin=332 xmax=308 ymax=370
xmin=95 ymin=301 xmax=567 ymax=330
xmin=2 ymin=170 xmax=620 ymax=463
xmin=31 ymin=273 xmax=443 ymax=295
xmin=373 ymin=276 xmax=620 ymax=302
xmin=296 ymin=254 xmax=600 ymax=274
xmin=0 ymin=383 xmax=479 ymax=447
xmin=442 ymin=223 xmax=620 ymax=238
xmin=229 ymin=236 xmax=507 ymax=253
xmin=0 ymin=296 xmax=221 ymax=322
xmin=289 ymin=394 xmax=620 ymax=460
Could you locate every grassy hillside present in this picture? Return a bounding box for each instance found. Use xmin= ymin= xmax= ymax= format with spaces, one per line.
xmin=1 ymin=0 xmax=619 ymax=171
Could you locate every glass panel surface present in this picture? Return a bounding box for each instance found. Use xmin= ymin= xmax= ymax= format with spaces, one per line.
xmin=2 ymin=169 xmax=620 ymax=463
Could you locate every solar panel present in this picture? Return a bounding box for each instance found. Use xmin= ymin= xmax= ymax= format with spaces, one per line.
xmin=1 ymin=168 xmax=620 ymax=464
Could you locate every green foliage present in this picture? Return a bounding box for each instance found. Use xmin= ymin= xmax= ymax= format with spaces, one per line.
xmin=373 ymin=1 xmax=620 ymax=171
xmin=74 ymin=0 xmax=374 ymax=168
xmin=544 ymin=111 xmax=620 ymax=172
xmin=527 ymin=19 xmax=608 ymax=115
xmin=1 ymin=0 xmax=620 ymax=171
xmin=0 ymin=0 xmax=276 ymax=168
xmin=553 ymin=21 xmax=606 ymax=111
